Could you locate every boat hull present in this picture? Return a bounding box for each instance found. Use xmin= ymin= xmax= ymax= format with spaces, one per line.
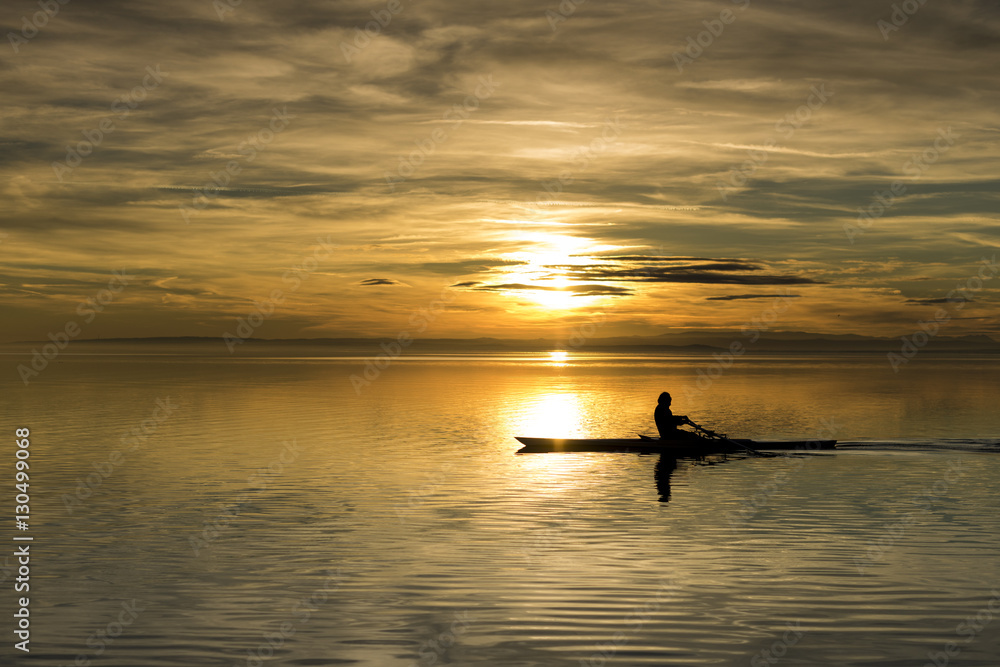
xmin=514 ymin=436 xmax=836 ymax=454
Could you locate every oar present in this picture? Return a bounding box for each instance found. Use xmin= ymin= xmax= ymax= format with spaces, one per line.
xmin=685 ymin=419 xmax=769 ymax=457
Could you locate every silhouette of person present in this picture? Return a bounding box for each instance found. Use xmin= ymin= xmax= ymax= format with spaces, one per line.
xmin=654 ymin=392 xmax=695 ymax=440
xmin=654 ymin=455 xmax=678 ymax=502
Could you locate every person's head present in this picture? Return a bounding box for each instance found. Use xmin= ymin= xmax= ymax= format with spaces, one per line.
xmin=658 ymin=392 xmax=671 ymax=406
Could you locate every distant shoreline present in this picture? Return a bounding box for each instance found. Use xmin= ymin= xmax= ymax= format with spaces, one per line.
xmin=3 ymin=332 xmax=1000 ymax=356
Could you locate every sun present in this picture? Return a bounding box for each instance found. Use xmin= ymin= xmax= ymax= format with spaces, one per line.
xmin=499 ymin=233 xmax=614 ymax=310
xmin=532 ymin=278 xmax=575 ymax=310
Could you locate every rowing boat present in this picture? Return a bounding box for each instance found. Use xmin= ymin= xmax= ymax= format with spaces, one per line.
xmin=515 ymin=436 xmax=836 ymax=454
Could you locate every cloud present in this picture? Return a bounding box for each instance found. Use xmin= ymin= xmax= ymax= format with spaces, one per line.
xmin=700 ymin=142 xmax=884 ymax=160
xmin=591 ymin=255 xmax=749 ymax=263
xmin=558 ymin=260 xmax=824 ymax=286
xmin=707 ymin=294 xmax=803 ymax=301
xmin=1 ymin=0 xmax=997 ymax=339
xmin=471 ymin=283 xmax=632 ymax=296
xmin=904 ymin=297 xmax=970 ymax=305
xmin=358 ymin=278 xmax=405 ymax=286
xmin=674 ymin=78 xmax=787 ymax=93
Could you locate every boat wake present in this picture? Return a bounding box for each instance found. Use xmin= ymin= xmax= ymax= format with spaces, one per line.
xmin=836 ymin=439 xmax=1000 ymax=452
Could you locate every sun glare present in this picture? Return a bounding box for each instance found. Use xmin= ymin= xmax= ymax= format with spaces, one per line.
xmin=531 ymin=288 xmax=575 ymax=310
xmin=517 ymin=392 xmax=582 ymax=437
xmin=500 ymin=233 xmax=613 ymax=310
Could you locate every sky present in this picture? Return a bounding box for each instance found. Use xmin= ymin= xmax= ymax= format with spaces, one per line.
xmin=1 ymin=0 xmax=999 ymax=342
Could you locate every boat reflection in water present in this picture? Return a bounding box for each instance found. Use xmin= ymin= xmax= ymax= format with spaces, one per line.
xmin=651 ymin=452 xmax=749 ymax=503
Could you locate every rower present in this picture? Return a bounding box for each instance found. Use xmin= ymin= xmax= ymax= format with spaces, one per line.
xmin=654 ymin=392 xmax=696 ymax=440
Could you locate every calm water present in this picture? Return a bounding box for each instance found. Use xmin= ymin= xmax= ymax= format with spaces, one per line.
xmin=3 ymin=352 xmax=1000 ymax=666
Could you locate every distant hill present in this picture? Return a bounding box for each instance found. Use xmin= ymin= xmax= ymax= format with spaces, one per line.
xmin=7 ymin=332 xmax=999 ymax=355
xmin=646 ymin=331 xmax=1000 ymax=353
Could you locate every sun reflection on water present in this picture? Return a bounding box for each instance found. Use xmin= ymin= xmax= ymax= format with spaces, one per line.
xmin=511 ymin=390 xmax=606 ymax=484
xmin=548 ymin=350 xmax=569 ymax=365
xmin=516 ymin=392 xmax=582 ymax=438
